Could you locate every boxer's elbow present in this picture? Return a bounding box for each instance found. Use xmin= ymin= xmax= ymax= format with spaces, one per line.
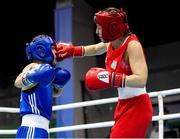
xmin=137 ymin=75 xmax=147 ymax=87
xmin=14 ymin=74 xmax=24 ymax=88
xmin=14 ymin=79 xmax=22 ymax=88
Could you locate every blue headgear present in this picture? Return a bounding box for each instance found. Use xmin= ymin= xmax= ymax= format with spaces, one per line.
xmin=26 ymin=35 xmax=56 ymax=64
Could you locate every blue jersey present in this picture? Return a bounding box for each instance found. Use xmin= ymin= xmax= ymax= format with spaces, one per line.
xmin=19 ymin=84 xmax=53 ymax=120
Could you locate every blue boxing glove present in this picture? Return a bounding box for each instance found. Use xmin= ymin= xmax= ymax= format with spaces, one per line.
xmin=52 ymin=67 xmax=71 ymax=97
xmin=22 ymin=64 xmax=56 ymax=86
xmin=53 ymin=67 xmax=71 ymax=89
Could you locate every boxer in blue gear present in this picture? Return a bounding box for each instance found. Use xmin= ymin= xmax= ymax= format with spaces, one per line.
xmin=14 ymin=34 xmax=71 ymax=138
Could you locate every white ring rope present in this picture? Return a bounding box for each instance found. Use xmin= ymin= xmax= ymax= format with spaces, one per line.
xmin=0 ymin=88 xmax=180 ymax=137
xmin=53 ymin=97 xmax=118 ymax=111
xmin=0 ymin=107 xmax=19 ymax=113
xmin=158 ymin=94 xmax=164 ymax=138
xmin=50 ymin=121 xmax=114 ymax=133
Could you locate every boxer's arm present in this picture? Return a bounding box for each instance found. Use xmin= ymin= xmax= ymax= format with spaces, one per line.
xmin=83 ymin=42 xmax=108 ymax=56
xmin=14 ymin=63 xmax=56 ymax=90
xmin=56 ymin=42 xmax=108 ymax=61
xmin=126 ymin=41 xmax=148 ymax=87
xmin=52 ymin=85 xmax=63 ymax=97
xmin=14 ymin=63 xmax=38 ymax=90
xmin=25 ymin=64 xmax=55 ymax=86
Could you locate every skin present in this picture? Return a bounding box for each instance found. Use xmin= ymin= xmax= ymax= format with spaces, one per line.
xmin=83 ymin=24 xmax=148 ymax=88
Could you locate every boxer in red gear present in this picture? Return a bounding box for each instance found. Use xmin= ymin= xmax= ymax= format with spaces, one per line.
xmin=55 ymin=7 xmax=153 ymax=138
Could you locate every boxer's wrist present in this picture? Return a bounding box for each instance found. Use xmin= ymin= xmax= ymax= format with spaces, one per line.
xmin=74 ymin=46 xmax=84 ymax=57
xmin=22 ymin=74 xmax=34 ymax=87
xmin=112 ymin=73 xmax=126 ymax=88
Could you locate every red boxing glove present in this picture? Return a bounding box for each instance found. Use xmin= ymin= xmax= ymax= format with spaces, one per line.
xmin=55 ymin=42 xmax=84 ymax=62
xmin=85 ymin=67 xmax=126 ymax=92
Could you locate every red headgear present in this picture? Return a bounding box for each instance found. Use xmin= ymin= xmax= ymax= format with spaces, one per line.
xmin=94 ymin=8 xmax=129 ymax=42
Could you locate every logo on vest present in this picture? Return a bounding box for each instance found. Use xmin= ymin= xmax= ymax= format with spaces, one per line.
xmin=97 ymin=71 xmax=109 ymax=83
xmin=111 ymin=60 xmax=117 ymax=69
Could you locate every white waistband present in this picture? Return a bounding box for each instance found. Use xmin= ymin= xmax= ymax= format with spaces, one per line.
xmin=21 ymin=114 xmax=49 ymax=131
xmin=117 ymin=87 xmax=146 ymax=99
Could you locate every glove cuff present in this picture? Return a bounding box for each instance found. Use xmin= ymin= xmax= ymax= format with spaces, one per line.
xmin=113 ymin=73 xmax=126 ymax=88
xmin=74 ymin=46 xmax=84 ymax=57
xmin=22 ymin=74 xmax=33 ymax=87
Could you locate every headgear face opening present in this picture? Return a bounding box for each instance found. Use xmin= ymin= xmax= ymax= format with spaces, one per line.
xmin=26 ymin=35 xmax=55 ymax=64
xmin=94 ymin=8 xmax=129 ymax=42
